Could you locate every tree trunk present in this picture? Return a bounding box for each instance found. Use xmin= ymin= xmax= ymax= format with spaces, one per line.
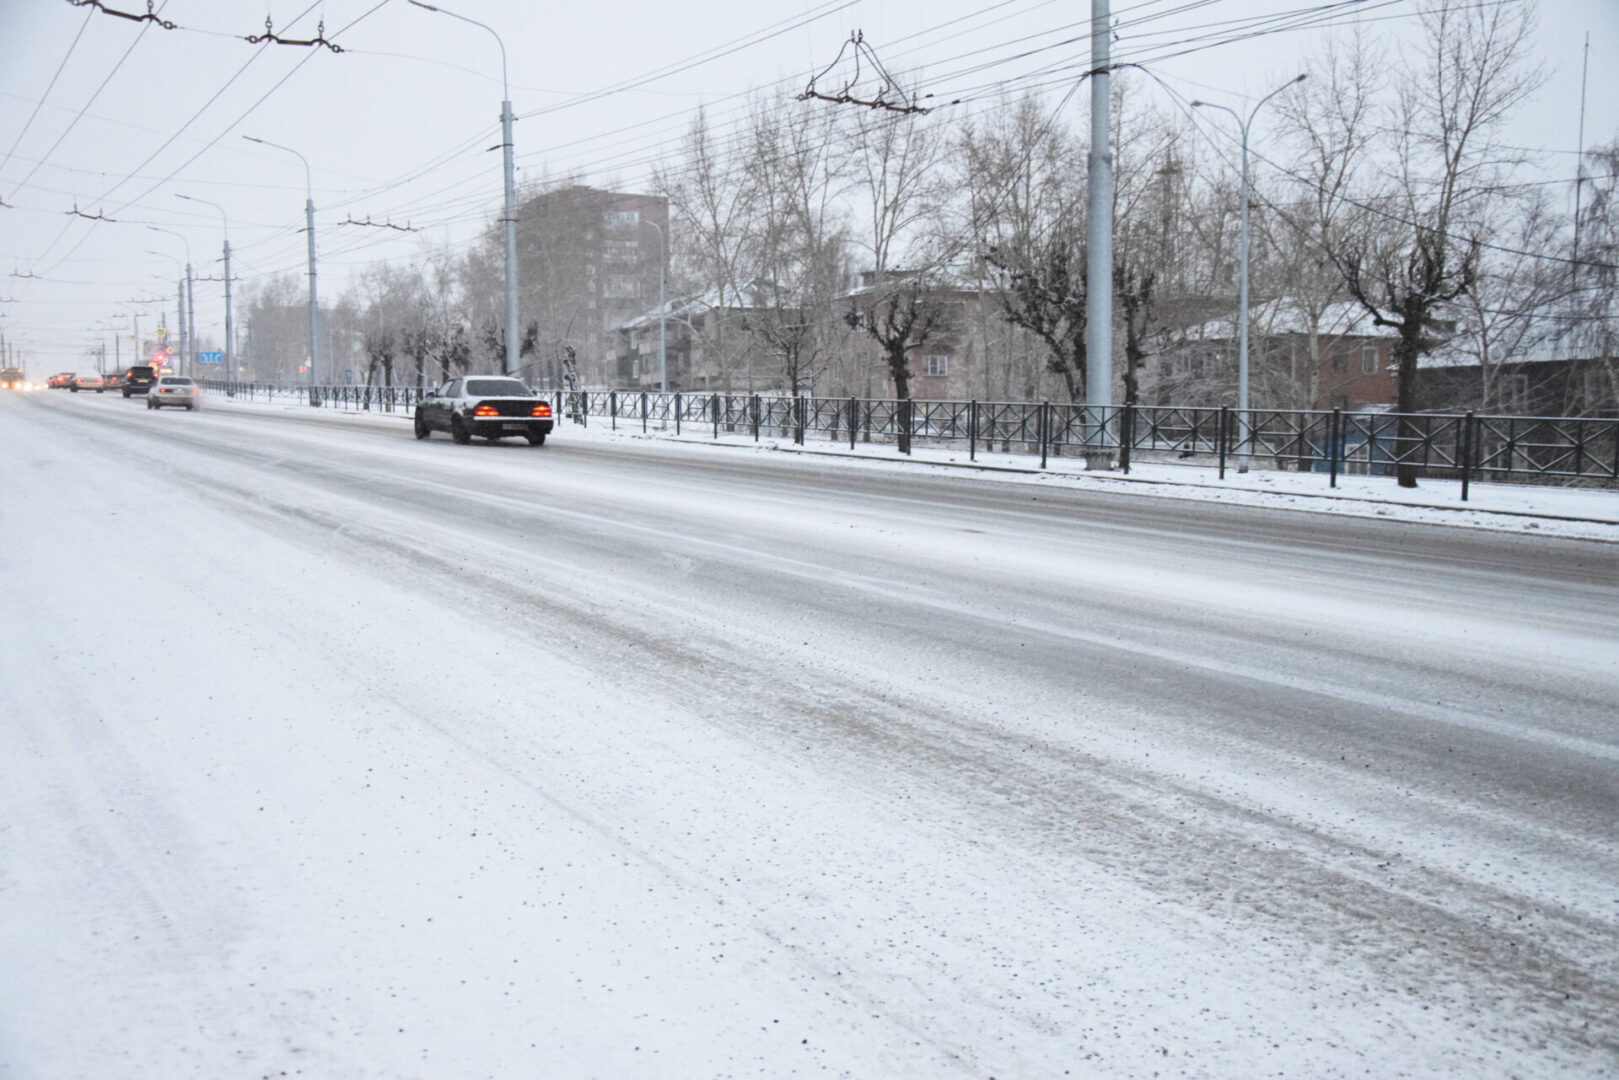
xmin=1394 ymin=326 xmax=1423 ymax=488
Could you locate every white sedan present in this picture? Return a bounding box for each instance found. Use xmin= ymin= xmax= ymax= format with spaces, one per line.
xmin=147 ymin=375 xmax=201 ymax=411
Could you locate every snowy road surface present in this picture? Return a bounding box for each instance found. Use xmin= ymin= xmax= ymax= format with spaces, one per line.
xmin=2 ymin=390 xmax=1616 ymax=1079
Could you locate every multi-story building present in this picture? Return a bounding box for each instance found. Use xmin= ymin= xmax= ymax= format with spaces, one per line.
xmin=512 ymin=185 xmax=668 ymax=387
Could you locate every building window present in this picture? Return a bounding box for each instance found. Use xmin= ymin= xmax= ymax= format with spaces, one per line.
xmin=1504 ymin=373 xmax=1530 ymax=413
xmin=603 ymin=275 xmax=638 ymax=299
xmin=604 ymin=210 xmax=639 ymax=230
xmin=923 ymin=354 xmax=948 ymax=377
xmin=1361 ymin=344 xmax=1379 ymax=375
xmin=1331 ymin=348 xmax=1348 ymax=374
xmin=604 ymin=239 xmax=639 ymax=262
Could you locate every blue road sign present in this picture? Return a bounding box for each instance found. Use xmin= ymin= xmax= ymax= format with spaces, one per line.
xmin=198 ymin=350 xmax=224 ymax=364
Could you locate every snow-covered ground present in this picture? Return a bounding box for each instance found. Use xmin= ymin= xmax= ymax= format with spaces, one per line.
xmin=2 ymin=390 xmax=1616 ymax=1079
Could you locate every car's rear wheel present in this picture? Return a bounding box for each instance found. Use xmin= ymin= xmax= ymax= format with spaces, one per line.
xmin=146 ymin=399 xmax=156 ymax=410
xmin=123 ymin=389 xmax=131 ymax=398
xmin=413 ymin=413 xmax=430 ymax=440
xmin=450 ymin=416 xmax=471 ymax=444
xmin=525 ymin=431 xmax=546 ymax=446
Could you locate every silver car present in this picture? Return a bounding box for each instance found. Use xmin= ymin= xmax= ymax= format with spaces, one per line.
xmin=148 ymin=375 xmax=201 ymax=410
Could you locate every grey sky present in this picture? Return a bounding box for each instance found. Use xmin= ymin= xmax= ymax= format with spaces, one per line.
xmin=0 ymin=0 xmax=1612 ymax=367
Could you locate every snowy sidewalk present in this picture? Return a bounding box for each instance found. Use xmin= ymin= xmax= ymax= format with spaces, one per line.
xmin=205 ymin=394 xmax=1619 ymax=542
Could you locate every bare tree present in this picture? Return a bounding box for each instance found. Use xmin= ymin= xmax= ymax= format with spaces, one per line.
xmin=656 ymin=109 xmax=759 ymax=390
xmin=1330 ymin=0 xmax=1543 ymax=485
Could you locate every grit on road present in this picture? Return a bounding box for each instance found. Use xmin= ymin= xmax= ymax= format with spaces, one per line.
xmin=2 ymin=390 xmax=1615 ymax=1079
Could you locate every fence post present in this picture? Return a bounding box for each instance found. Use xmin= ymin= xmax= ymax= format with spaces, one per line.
xmin=848 ymin=396 xmax=857 ymax=450
xmin=1218 ymin=405 xmax=1229 ymax=480
xmin=675 ymin=392 xmax=682 ymax=436
xmin=1460 ymin=411 xmax=1475 ymax=501
xmin=712 ymin=393 xmax=720 ymax=440
xmin=752 ymin=395 xmax=761 ymax=441
xmin=795 ymin=395 xmax=805 ymax=445
xmin=610 ymin=390 xmax=617 ymax=430
xmin=641 ymin=391 xmax=648 ymax=433
xmin=969 ymin=400 xmax=978 ymax=462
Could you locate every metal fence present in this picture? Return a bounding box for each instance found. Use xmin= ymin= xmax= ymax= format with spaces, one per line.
xmin=200 ymin=380 xmax=1619 ymax=498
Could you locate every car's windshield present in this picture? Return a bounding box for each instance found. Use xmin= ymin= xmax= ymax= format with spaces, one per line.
xmin=465 ymin=378 xmax=532 ymax=397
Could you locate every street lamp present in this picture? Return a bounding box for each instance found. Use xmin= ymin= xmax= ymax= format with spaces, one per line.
xmin=640 ymin=217 xmax=666 ymax=393
xmin=243 ymin=135 xmax=317 ymax=390
xmin=177 ymin=193 xmax=233 ymax=380
xmin=147 ymin=225 xmax=193 ymax=373
xmin=1192 ymin=73 xmax=1307 ymax=446
xmin=145 ymin=241 xmax=189 ymax=374
xmin=408 ymin=0 xmax=520 ymax=378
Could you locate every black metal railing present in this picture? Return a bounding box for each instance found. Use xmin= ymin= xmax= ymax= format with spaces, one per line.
xmin=198 ymin=380 xmax=1619 ymax=497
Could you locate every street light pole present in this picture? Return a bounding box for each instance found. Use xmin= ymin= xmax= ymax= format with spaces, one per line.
xmin=641 ymin=217 xmax=666 ymax=392
xmin=1192 ymin=74 xmax=1306 ymax=443
xmin=146 ymin=243 xmax=187 ymax=373
xmin=177 ymin=193 xmax=232 ymax=380
xmin=244 ymin=136 xmax=317 ymax=391
xmin=409 ymin=1 xmax=520 ymax=378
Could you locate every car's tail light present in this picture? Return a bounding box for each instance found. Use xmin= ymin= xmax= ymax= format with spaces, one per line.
xmin=191 ymin=387 xmax=200 ymax=394
xmin=473 ymin=404 xmax=499 ymax=417
xmin=531 ymin=403 xmax=552 ymax=418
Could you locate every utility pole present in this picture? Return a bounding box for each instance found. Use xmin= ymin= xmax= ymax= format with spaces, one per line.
xmin=186 ymin=263 xmax=195 ymax=375
xmin=409 ymin=1 xmax=520 ymax=378
xmin=244 ymin=136 xmax=317 ymax=392
xmin=1193 ymin=74 xmax=1306 ymax=455
xmin=177 ymin=194 xmax=233 ymax=379
xmin=1083 ymin=0 xmax=1114 ymax=470
xmin=177 ymin=277 xmax=188 ymax=374
xmin=643 ymin=217 xmax=667 ymax=392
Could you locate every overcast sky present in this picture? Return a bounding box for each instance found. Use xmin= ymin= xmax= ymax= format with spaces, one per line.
xmin=1 ymin=0 xmax=1612 ymax=369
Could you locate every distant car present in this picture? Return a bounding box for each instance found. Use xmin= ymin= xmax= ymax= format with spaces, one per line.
xmin=414 ymin=375 xmax=554 ymax=445
xmin=147 ymin=375 xmax=200 ymax=410
xmin=1 ymin=367 xmax=26 ymax=390
xmin=103 ymin=370 xmax=125 ymax=391
xmin=71 ymin=374 xmax=106 ymax=393
xmin=47 ymin=372 xmax=75 ymax=389
xmin=121 ymin=364 xmax=157 ymax=397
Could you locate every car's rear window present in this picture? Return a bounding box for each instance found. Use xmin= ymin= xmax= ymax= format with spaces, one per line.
xmin=465 ymin=378 xmax=533 ymax=397
xmin=161 ymin=377 xmax=195 ymax=386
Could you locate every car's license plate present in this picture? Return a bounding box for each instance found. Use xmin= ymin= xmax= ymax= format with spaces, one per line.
xmin=503 ymin=423 xmax=525 ymax=431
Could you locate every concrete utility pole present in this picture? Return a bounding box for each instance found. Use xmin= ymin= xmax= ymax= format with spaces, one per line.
xmin=177 ymin=194 xmax=233 ymax=379
xmin=1193 ymin=74 xmax=1306 ymax=450
xmin=245 ymin=136 xmax=317 ymax=390
xmin=148 ymin=226 xmax=193 ymax=373
xmin=409 ymin=1 xmax=520 ymax=378
xmin=642 ymin=217 xmax=667 ymax=392
xmin=1083 ymin=0 xmax=1114 ymax=470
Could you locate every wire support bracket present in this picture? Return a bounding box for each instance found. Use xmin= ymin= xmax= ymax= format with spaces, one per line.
xmin=799 ymin=30 xmax=933 ymax=114
xmin=246 ymin=16 xmax=345 ymax=53
xmin=339 ymin=214 xmax=417 ymax=232
xmin=67 ymin=0 xmax=177 ymax=30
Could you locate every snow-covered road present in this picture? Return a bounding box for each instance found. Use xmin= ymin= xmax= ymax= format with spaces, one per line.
xmin=3 ymin=390 xmax=1616 ymax=1079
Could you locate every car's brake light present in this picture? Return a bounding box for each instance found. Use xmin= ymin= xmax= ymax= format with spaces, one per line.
xmin=473 ymin=404 xmax=499 ymax=417
xmin=531 ymin=403 xmax=552 ymax=418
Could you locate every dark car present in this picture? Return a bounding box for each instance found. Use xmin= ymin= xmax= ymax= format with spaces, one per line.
xmin=121 ymin=365 xmax=157 ymax=397
xmin=414 ymin=376 xmax=554 ymax=446
xmin=48 ymin=372 xmax=75 ymax=389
